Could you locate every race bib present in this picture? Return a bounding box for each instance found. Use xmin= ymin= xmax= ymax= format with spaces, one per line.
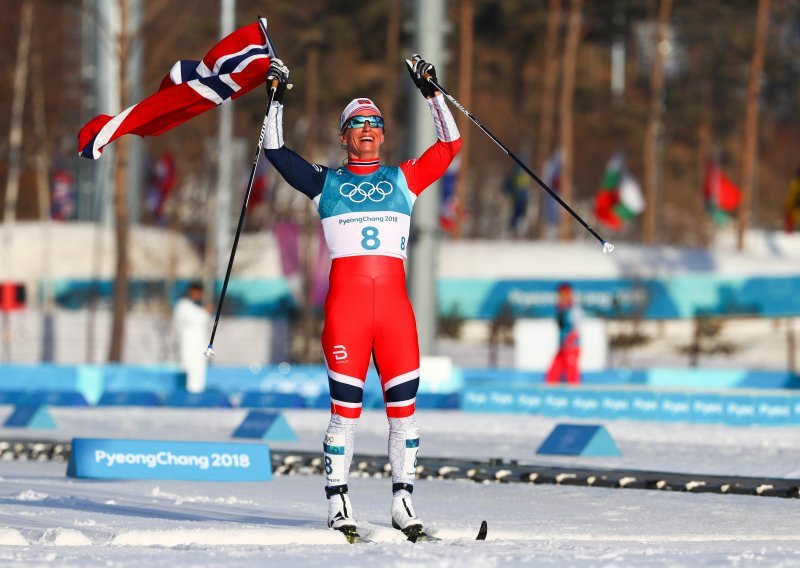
xmin=322 ymin=212 xmax=411 ymax=259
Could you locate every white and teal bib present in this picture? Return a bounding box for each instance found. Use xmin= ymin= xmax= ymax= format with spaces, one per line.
xmin=314 ymin=166 xmax=417 ymax=260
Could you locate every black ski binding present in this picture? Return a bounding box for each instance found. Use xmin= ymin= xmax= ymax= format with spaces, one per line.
xmin=335 ymin=525 xmax=367 ymax=544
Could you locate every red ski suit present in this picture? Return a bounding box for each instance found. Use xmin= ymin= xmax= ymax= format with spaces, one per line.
xmin=266 ymin=130 xmax=460 ymax=420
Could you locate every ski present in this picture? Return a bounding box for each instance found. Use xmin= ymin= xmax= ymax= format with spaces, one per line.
xmin=340 ymin=520 xmax=488 ymax=544
xmin=476 ymin=520 xmax=489 ymax=540
xmin=404 ymin=520 xmax=488 ymax=543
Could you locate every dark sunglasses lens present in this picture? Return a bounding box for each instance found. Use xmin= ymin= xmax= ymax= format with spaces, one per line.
xmin=348 ymin=116 xmax=383 ymax=129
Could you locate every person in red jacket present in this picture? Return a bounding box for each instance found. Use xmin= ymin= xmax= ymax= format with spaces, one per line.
xmin=263 ymin=55 xmax=461 ymax=539
xmin=546 ymin=283 xmax=583 ymax=385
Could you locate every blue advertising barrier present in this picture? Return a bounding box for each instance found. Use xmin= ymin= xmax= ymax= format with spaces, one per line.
xmin=461 ymin=368 xmax=799 ymax=390
xmin=537 ymin=424 xmax=621 ymax=457
xmin=67 ymin=438 xmax=272 ymax=481
xmin=310 ymin=393 xmax=332 ymax=409
xmin=723 ymin=396 xmax=757 ymax=426
xmin=0 ymin=364 xmax=796 ymax=408
xmin=4 ymin=405 xmax=56 ymax=429
xmin=756 ymin=397 xmax=794 ymax=425
xmin=102 ymin=365 xmax=183 ymax=397
xmin=97 ymin=392 xmax=162 ymax=407
xmin=0 ymin=391 xmax=26 ymax=405
xmin=462 ymin=384 xmax=800 ymax=426
xmin=23 ymin=391 xmax=89 ymax=407
xmin=628 ymin=391 xmax=659 ymax=420
xmin=416 ymin=393 xmax=460 ymax=409
xmin=164 ymin=390 xmax=232 ymax=408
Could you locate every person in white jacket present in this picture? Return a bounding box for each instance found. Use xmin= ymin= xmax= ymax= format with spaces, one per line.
xmin=173 ymin=282 xmax=210 ymax=393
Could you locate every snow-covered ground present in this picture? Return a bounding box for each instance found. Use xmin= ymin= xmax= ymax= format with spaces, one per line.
xmin=1 ymin=407 xmax=800 ymax=566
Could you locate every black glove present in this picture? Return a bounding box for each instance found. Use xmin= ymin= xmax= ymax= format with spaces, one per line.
xmin=405 ymin=54 xmax=439 ymax=99
xmin=266 ymin=58 xmax=292 ymax=103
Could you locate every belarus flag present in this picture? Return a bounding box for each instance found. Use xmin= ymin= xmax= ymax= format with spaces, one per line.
xmin=78 ymin=18 xmax=276 ymax=160
xmin=594 ymin=152 xmax=644 ymax=231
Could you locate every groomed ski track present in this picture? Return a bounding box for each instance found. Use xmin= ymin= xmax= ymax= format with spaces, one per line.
xmin=2 ymin=409 xmax=800 ymax=565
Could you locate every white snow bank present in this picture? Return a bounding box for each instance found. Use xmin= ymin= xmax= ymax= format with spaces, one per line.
xmin=111 ymin=527 xmax=345 ymax=547
xmin=0 ymin=527 xmax=28 ymax=546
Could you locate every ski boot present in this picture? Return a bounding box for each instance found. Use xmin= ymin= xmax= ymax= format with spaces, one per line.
xmin=327 ymin=485 xmax=358 ymax=542
xmin=391 ymin=493 xmax=424 ymax=540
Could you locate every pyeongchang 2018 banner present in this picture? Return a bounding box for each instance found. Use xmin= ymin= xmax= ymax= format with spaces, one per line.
xmin=67 ymin=438 xmax=272 ymax=481
xmin=78 ymin=18 xmax=276 ymax=159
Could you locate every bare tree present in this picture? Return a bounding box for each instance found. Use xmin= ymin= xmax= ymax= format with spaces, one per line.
xmin=1 ymin=0 xmax=33 ymax=363
xmin=108 ymin=0 xmax=131 ymax=362
xmin=642 ymin=0 xmax=672 ymax=245
xmin=381 ymin=0 xmax=401 ymax=162
xmin=453 ymin=0 xmax=474 ymax=239
xmin=534 ymin=0 xmax=562 ymax=238
xmin=557 ymin=0 xmax=582 ymax=242
xmin=737 ymin=0 xmax=770 ymax=251
xmin=3 ymin=0 xmax=32 ymax=227
xmin=300 ymin=29 xmax=323 ymax=364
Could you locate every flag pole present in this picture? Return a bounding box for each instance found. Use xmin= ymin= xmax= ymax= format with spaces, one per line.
xmin=205 ymin=17 xmax=278 ymax=357
xmin=205 ymin=83 xmax=278 ymax=358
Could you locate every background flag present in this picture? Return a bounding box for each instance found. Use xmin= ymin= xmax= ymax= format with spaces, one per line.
xmin=51 ymin=169 xmax=76 ymax=221
xmin=785 ymin=167 xmax=800 ymax=233
xmin=439 ymin=155 xmax=460 ymax=233
xmin=542 ymin=150 xmax=561 ymax=226
xmin=594 ymin=152 xmax=644 ymax=230
xmin=504 ymin=163 xmax=531 ymax=231
xmin=703 ymin=158 xmax=741 ymax=224
xmin=145 ymin=151 xmax=176 ymax=222
xmin=311 ymin=228 xmax=331 ymax=309
xmin=274 ymin=221 xmax=301 ymax=305
xmin=247 ymin=156 xmax=270 ymax=211
xmin=78 ymin=18 xmax=275 ymax=159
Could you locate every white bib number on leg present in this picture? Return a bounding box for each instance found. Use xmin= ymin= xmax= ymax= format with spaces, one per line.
xmin=324 ymin=433 xmax=347 ymax=486
xmin=403 ymin=437 xmax=419 ymax=479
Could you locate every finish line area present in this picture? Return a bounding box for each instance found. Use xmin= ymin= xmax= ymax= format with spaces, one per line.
xmin=2 ymin=439 xmax=798 ymax=499
xmin=2 ymin=406 xmax=800 ymax=566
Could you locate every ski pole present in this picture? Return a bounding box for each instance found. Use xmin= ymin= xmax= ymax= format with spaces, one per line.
xmin=419 ymin=63 xmax=614 ymax=253
xmin=205 ymin=79 xmax=279 ymax=358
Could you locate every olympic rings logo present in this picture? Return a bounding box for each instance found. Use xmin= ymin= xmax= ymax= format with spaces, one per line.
xmin=339 ymin=181 xmax=394 ymax=203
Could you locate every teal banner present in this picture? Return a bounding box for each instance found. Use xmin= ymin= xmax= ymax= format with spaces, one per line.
xmin=438 ymin=275 xmax=800 ymax=319
xmin=46 ymin=274 xmax=800 ymax=319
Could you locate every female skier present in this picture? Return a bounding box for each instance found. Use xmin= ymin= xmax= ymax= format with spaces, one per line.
xmin=262 ymin=55 xmax=460 ymax=539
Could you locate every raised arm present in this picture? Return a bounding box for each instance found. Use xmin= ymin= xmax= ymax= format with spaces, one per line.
xmin=262 ymin=59 xmax=326 ymax=200
xmin=400 ymin=56 xmax=462 ymax=195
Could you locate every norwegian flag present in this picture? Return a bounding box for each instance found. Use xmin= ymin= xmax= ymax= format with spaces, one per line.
xmin=78 ymin=18 xmax=276 ymax=160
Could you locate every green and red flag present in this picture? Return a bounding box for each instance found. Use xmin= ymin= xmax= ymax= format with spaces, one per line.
xmin=594 ymin=153 xmax=644 ymax=231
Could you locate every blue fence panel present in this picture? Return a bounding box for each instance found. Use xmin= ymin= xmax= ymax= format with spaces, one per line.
xmin=240 ymin=391 xmax=307 ymax=409
xmin=97 ymin=392 xmax=162 ymax=407
xmin=164 ymin=390 xmax=232 ymax=408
